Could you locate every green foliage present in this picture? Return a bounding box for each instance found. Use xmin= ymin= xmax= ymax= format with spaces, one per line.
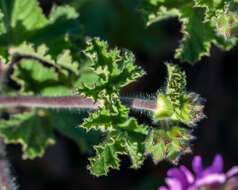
xmin=78 ymin=38 xmax=144 ymax=101
xmin=145 ymin=126 xmax=192 ymax=164
xmin=146 ymin=64 xmax=203 ymax=165
xmin=154 ymin=64 xmax=204 ymax=126
xmin=0 ymin=108 xmax=100 ymax=159
xmin=11 ymin=43 xmax=81 ymax=96
xmin=139 ymin=0 xmax=238 ymax=63
xmin=0 ymin=1 xmax=208 ymax=178
xmin=77 ymin=38 xmax=148 ymax=176
xmin=0 ymin=0 xmax=82 ymax=63
xmin=0 ymin=110 xmax=55 ymax=159
xmin=0 ymin=1 xmax=95 ymax=159
xmin=76 ymin=39 xmax=205 ymax=175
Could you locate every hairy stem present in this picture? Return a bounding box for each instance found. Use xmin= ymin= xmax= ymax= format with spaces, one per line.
xmin=0 ymin=138 xmax=17 ymax=190
xmin=0 ymin=96 xmax=157 ymax=111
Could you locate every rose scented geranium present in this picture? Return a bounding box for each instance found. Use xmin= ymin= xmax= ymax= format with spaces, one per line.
xmin=159 ymin=155 xmax=238 ymax=190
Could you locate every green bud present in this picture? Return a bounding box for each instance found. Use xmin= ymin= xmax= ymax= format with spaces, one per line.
xmin=154 ymin=93 xmax=174 ymax=121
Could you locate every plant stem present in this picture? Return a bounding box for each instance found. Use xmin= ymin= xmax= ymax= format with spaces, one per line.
xmin=0 ymin=96 xmax=157 ymax=111
xmin=120 ymin=97 xmax=156 ymax=111
xmin=0 ymin=138 xmax=17 ymax=190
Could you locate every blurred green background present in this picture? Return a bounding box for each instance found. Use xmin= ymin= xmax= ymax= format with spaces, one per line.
xmin=6 ymin=0 xmax=238 ymax=189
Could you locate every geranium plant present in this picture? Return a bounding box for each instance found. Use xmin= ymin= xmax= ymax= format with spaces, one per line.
xmin=0 ymin=0 xmax=237 ymax=189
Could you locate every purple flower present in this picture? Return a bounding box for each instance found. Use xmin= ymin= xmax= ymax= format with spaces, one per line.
xmin=159 ymin=155 xmax=238 ymax=190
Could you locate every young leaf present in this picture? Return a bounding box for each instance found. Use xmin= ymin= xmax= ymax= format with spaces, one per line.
xmin=88 ymin=118 xmax=148 ymax=176
xmin=153 ymin=64 xmax=204 ymax=126
xmin=77 ymin=38 xmax=148 ymax=175
xmin=145 ymin=126 xmax=192 ymax=164
xmin=78 ymin=38 xmax=145 ymax=101
xmin=88 ymin=137 xmax=127 ymax=176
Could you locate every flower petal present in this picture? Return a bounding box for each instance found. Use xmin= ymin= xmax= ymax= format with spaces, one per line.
xmin=192 ymin=155 xmax=203 ymax=175
xmin=226 ymin=166 xmax=238 ymax=178
xmin=166 ymin=178 xmax=183 ymax=190
xmin=180 ymin=166 xmax=195 ymax=184
xmin=211 ymin=154 xmax=223 ymax=173
xmin=202 ymin=154 xmax=223 ymax=176
xmin=195 ymin=173 xmax=226 ymax=187
xmin=167 ymin=168 xmax=188 ymax=188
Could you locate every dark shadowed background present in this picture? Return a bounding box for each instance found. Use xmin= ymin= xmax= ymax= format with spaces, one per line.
xmin=6 ymin=0 xmax=238 ymax=189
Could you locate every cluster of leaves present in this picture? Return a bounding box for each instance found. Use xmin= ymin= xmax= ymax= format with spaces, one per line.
xmin=76 ymin=39 xmax=204 ymax=175
xmin=0 ymin=0 xmax=206 ymax=177
xmin=145 ymin=64 xmax=204 ymax=164
xmin=139 ymin=0 xmax=238 ymax=63
xmin=0 ymin=0 xmax=100 ymax=159
xmin=77 ymin=38 xmax=148 ymax=175
xmin=154 ymin=64 xmax=204 ymax=126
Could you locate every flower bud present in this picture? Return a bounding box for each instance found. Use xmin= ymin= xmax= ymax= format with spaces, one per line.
xmin=154 ymin=93 xmax=174 ymax=121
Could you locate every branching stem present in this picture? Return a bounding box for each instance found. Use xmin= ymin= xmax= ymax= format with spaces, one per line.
xmin=0 ymin=96 xmax=157 ymax=111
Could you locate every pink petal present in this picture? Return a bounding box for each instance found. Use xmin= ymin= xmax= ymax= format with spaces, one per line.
xmin=192 ymin=156 xmax=203 ymax=175
xmin=167 ymin=168 xmax=188 ymax=188
xmin=166 ymin=178 xmax=183 ymax=190
xmin=211 ymin=154 xmax=223 ymax=173
xmin=180 ymin=166 xmax=195 ymax=184
xmin=202 ymin=154 xmax=223 ymax=176
xmin=226 ymin=166 xmax=238 ymax=178
xmin=195 ymin=173 xmax=226 ymax=187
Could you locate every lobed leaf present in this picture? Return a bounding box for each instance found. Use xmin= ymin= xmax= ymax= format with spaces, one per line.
xmin=11 ymin=42 xmax=82 ymax=96
xmin=88 ymin=137 xmax=127 ymax=176
xmin=139 ymin=0 xmax=238 ymax=63
xmin=77 ymin=38 xmax=148 ymax=175
xmin=145 ymin=126 xmax=192 ymax=164
xmin=0 ymin=0 xmax=82 ymax=63
xmin=0 ymin=108 xmax=101 ymax=159
xmin=77 ymin=38 xmax=145 ymax=101
xmin=0 ymin=110 xmax=55 ymax=159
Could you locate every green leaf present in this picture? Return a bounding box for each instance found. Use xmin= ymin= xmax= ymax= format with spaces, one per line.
xmin=83 ymin=103 xmax=148 ymax=175
xmin=0 ymin=109 xmax=102 ymax=159
xmin=77 ymin=38 xmax=145 ymax=101
xmin=88 ymin=118 xmax=148 ymax=176
xmin=144 ymin=126 xmax=192 ymax=164
xmin=117 ymin=118 xmax=148 ymax=168
xmin=139 ymin=0 xmax=238 ymax=63
xmin=77 ymin=38 xmax=147 ymax=175
xmin=166 ymin=63 xmax=186 ymax=106
xmin=11 ymin=43 xmax=82 ymax=96
xmin=0 ymin=0 xmax=82 ymax=63
xmin=83 ymin=108 xmax=126 ymax=132
xmin=88 ymin=137 xmax=127 ymax=176
xmin=175 ymin=7 xmax=215 ymax=63
xmin=194 ymin=0 xmax=230 ymax=20
xmin=154 ymin=64 xmax=205 ymax=126
xmin=0 ymin=110 xmax=55 ymax=159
